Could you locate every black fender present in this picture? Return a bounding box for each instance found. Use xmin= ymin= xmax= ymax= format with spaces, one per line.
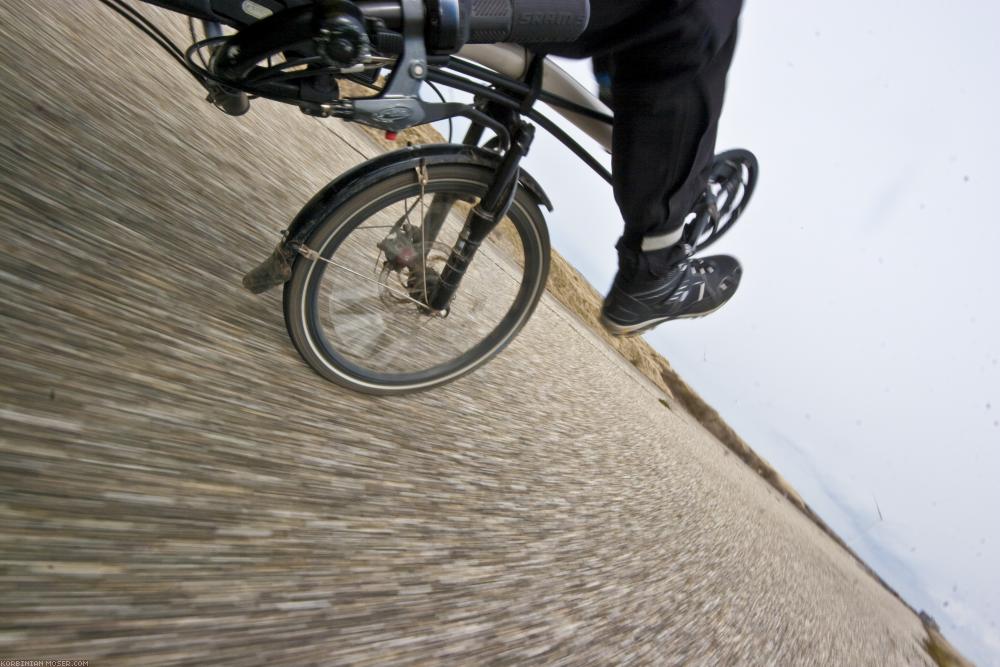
xmin=284 ymin=143 xmax=553 ymax=246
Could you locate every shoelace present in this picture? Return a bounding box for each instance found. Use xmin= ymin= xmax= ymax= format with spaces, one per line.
xmin=692 ymin=261 xmax=716 ymax=276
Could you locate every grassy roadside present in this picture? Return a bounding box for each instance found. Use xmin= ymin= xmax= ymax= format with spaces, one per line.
xmin=352 ymin=118 xmax=971 ymax=665
xmin=923 ymin=619 xmax=975 ymax=667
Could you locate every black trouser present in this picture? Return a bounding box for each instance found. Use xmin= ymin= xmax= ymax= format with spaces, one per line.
xmin=542 ymin=0 xmax=743 ymax=257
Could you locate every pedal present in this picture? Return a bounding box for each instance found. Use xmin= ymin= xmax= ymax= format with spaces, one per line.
xmin=242 ymin=243 xmax=294 ymax=294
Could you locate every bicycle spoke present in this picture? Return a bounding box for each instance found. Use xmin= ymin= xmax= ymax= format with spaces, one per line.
xmin=417 ymin=163 xmax=429 ymax=314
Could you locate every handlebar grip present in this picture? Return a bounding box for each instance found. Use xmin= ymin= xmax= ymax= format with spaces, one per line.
xmin=467 ymin=0 xmax=589 ymax=44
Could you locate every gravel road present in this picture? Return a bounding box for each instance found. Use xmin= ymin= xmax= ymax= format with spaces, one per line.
xmin=0 ymin=2 xmax=933 ymax=665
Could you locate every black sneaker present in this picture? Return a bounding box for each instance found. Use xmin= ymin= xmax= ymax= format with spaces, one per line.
xmin=600 ymin=248 xmax=742 ymax=336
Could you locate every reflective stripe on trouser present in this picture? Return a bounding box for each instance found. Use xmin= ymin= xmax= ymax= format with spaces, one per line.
xmin=640 ymin=226 xmax=685 ymax=252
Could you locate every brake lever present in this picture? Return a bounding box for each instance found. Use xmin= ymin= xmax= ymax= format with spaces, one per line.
xmin=334 ymin=0 xmax=464 ymax=131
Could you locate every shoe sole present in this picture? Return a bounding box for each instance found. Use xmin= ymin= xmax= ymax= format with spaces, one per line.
xmin=600 ymin=301 xmax=728 ymax=337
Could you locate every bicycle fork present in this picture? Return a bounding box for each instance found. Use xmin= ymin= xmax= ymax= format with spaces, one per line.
xmin=428 ymin=121 xmax=535 ymax=311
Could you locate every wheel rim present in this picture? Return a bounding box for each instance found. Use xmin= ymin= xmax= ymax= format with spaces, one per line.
xmin=298 ymin=174 xmax=544 ymax=388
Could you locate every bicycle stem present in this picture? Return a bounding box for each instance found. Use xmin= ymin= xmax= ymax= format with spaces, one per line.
xmin=429 ymin=121 xmax=535 ymax=311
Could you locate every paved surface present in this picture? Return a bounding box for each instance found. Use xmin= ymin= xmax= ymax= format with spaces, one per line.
xmin=0 ymin=3 xmax=933 ymax=665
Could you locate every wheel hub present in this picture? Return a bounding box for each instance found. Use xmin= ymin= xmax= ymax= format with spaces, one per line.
xmin=376 ymin=237 xmax=453 ymax=316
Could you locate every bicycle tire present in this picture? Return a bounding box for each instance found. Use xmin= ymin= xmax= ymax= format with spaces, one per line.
xmin=283 ymin=162 xmax=551 ymax=395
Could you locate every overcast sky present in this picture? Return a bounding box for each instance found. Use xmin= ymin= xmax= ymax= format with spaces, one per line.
xmin=435 ymin=1 xmax=1000 ymax=663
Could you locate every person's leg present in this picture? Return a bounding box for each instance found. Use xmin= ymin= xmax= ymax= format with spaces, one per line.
xmin=607 ymin=1 xmax=742 ymax=273
xmin=542 ymin=0 xmax=748 ymax=334
xmin=545 ymin=2 xmax=742 ymax=240
xmin=596 ymin=0 xmax=748 ymax=335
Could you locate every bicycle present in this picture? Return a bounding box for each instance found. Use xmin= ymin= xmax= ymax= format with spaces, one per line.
xmin=101 ymin=0 xmax=758 ymax=394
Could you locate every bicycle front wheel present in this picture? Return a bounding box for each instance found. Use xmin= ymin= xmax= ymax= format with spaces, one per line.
xmin=283 ymin=163 xmax=551 ymax=395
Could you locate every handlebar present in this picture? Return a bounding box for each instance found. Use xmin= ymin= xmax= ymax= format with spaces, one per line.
xmin=360 ymin=0 xmax=590 ymax=52
xmin=201 ymin=0 xmax=589 ymax=125
xmin=465 ymin=0 xmax=589 ymax=45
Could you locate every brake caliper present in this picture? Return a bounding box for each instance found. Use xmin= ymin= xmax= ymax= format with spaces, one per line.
xmin=377 ymin=231 xmax=419 ymax=270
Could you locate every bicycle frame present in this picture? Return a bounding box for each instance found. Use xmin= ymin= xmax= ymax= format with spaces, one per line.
xmin=456 ymin=44 xmax=612 ymax=153
xmin=434 ymin=45 xmax=613 ymax=185
xmin=333 ymin=24 xmax=618 ymax=308
xmin=402 ymin=44 xmax=616 ymax=308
